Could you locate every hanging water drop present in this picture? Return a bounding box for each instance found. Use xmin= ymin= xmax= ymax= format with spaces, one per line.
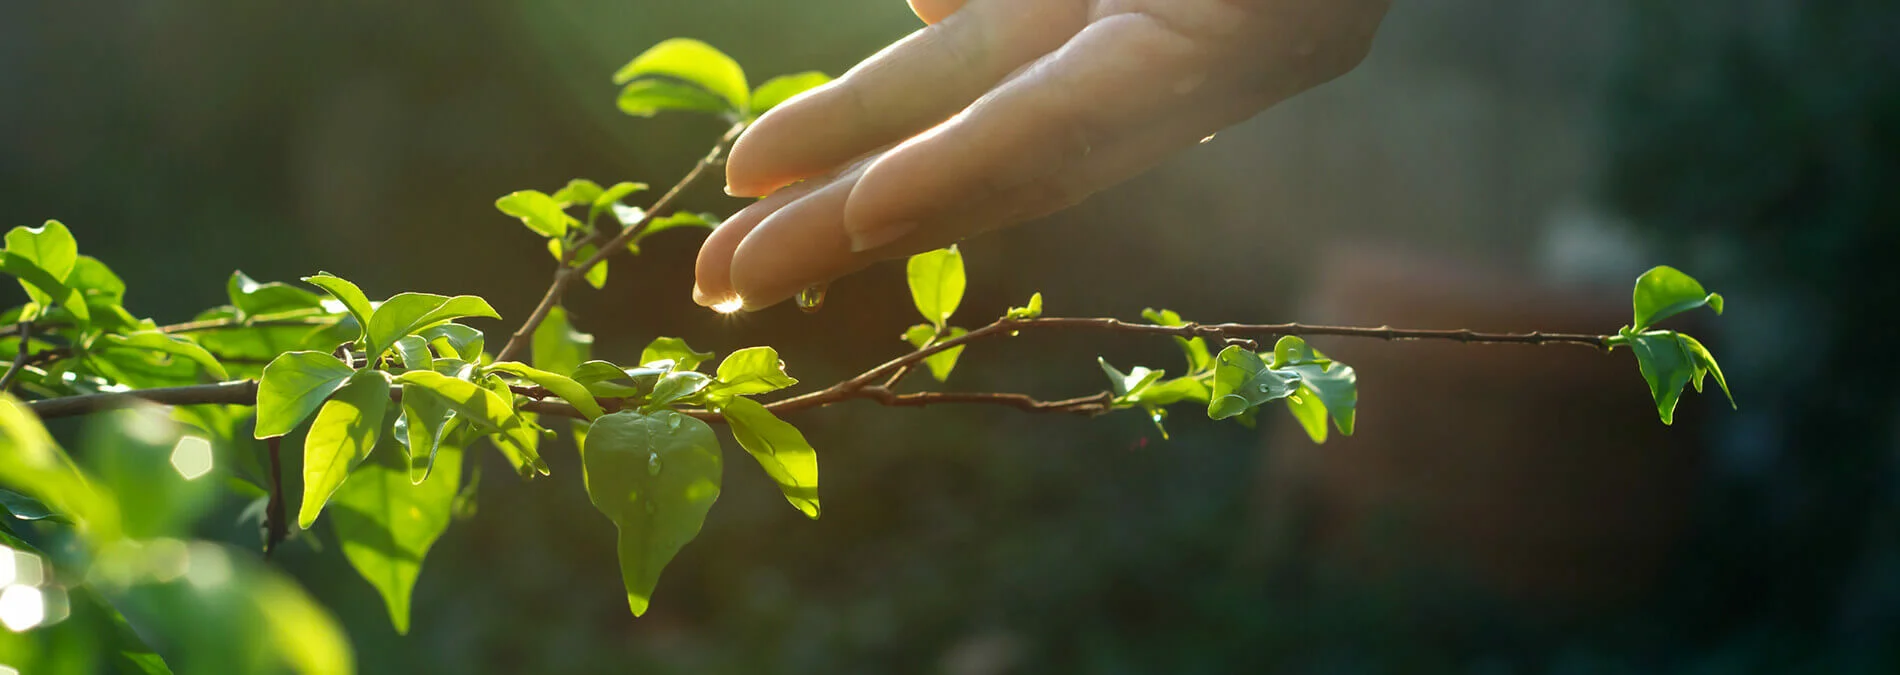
xmin=647 ymin=453 xmax=662 ymax=476
xmin=795 ymin=283 xmax=828 ymax=313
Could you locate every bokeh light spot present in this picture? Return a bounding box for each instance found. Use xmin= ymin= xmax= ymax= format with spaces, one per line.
xmin=0 ymin=547 xmax=43 ymax=588
xmin=170 ymin=436 xmax=215 ymax=480
xmin=0 ymin=585 xmax=46 ymax=632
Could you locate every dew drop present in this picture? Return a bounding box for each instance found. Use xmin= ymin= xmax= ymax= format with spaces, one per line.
xmin=1009 ymin=330 xmax=1021 ymax=337
xmin=666 ymin=414 xmax=682 ymax=431
xmin=1257 ymin=383 xmax=1274 ymax=393
xmin=795 ymin=284 xmax=828 ymax=314
xmin=647 ymin=453 xmax=662 ymax=476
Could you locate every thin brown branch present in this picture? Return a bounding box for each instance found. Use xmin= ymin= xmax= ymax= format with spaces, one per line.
xmin=495 ymin=121 xmax=748 ymax=364
xmin=22 ymin=316 xmax=1618 ymax=422
xmin=264 ymin=436 xmax=287 ymax=559
xmin=0 ymin=321 xmax=30 ymax=392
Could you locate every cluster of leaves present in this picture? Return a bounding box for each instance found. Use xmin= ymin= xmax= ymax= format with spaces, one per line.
xmin=0 ymin=37 xmax=1738 ymax=674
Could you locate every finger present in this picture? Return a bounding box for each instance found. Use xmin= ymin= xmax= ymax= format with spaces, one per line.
xmin=840 ymin=13 xmax=1225 ymax=250
xmin=724 ymin=0 xmax=1086 ymax=197
xmin=908 ymin=0 xmax=969 ymax=25
xmin=722 ymin=90 xmax=1261 ymax=311
xmin=727 ymin=169 xmax=877 ymax=310
xmin=691 ymin=180 xmax=825 ymax=307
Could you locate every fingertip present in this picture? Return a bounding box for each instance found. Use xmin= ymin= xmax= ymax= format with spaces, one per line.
xmin=693 ymin=189 xmax=807 ymax=307
xmin=908 ymin=0 xmax=969 ymax=25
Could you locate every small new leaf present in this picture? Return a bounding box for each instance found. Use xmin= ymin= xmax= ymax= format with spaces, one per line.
xmin=365 ymin=293 xmax=500 ymax=359
xmin=495 ymin=190 xmax=578 ymax=238
xmin=907 ymin=246 xmax=965 ymax=328
xmin=749 ymin=71 xmax=832 ymax=117
xmin=1207 ymin=346 xmax=1299 ymax=420
xmin=641 ymin=337 xmax=714 ymax=371
xmin=1632 ymin=266 xmax=1724 ymax=331
xmin=1004 ymin=292 xmax=1044 ymax=320
xmin=903 ymin=324 xmax=967 ymax=382
xmin=707 ymin=347 xmax=798 ymax=398
xmin=254 ymin=351 xmax=357 ymax=439
xmin=303 ymin=273 xmax=376 ymax=342
xmin=613 ymin=38 xmax=750 ymax=115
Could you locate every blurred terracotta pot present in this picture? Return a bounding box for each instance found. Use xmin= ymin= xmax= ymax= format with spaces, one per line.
xmin=1249 ymin=245 xmax=1706 ymax=623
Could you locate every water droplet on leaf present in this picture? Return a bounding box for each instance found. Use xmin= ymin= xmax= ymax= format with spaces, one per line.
xmin=1258 ymin=383 xmax=1274 ymax=393
xmin=647 ymin=453 xmax=662 ymax=476
xmin=666 ymin=414 xmax=682 ymax=431
xmin=795 ymin=284 xmax=828 ymax=313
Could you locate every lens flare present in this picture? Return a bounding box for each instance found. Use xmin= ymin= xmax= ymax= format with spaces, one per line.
xmin=711 ymin=297 xmax=745 ymax=314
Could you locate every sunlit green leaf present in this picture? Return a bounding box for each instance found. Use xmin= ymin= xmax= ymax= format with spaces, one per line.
xmin=398 ymin=382 xmax=455 ymax=485
xmin=592 ymin=181 xmax=648 ymax=225
xmin=365 ymin=292 xmax=500 ymax=359
xmin=5 ymin=220 xmax=77 ymax=285
xmin=900 ymin=324 xmax=968 ymax=383
xmin=71 ymin=255 xmax=127 ymax=306
xmin=495 ymin=190 xmax=577 ymax=238
xmin=550 ymin=178 xmax=604 ymax=207
xmin=1285 ymin=385 xmax=1330 ymax=443
xmin=228 ymin=270 xmax=325 ymax=316
xmin=1207 ymin=346 xmax=1298 ymax=420
xmin=1271 ymin=337 xmax=1356 ymax=436
xmin=299 ymin=370 xmax=391 ymax=528
xmin=580 ymin=410 xmax=722 ymax=616
xmin=1142 ymin=308 xmax=1213 ymax=374
xmin=907 ymin=246 xmax=964 ymax=328
xmin=1099 ymin=358 xmax=1165 ymax=401
xmin=624 ymin=210 xmax=720 ymax=254
xmin=643 ymin=371 xmax=712 ymax=411
xmin=616 ymin=79 xmax=733 ymax=118
xmin=392 ymin=370 xmax=545 ymax=477
xmin=613 ymin=38 xmax=749 ymax=114
xmin=1005 ymin=292 xmax=1044 ymax=320
xmin=706 ymin=346 xmax=798 ymax=398
xmin=489 ymin=361 xmax=604 ymax=420
xmin=721 ymin=397 xmax=819 ymax=518
xmin=1632 ymin=265 xmax=1723 ymax=331
xmin=1626 ymin=330 xmax=1732 ymax=425
xmin=394 ymin=335 xmax=432 ymax=373
xmin=749 ymin=71 xmax=831 ymax=117
xmin=302 ymin=272 xmax=375 ymax=342
xmin=331 ymin=435 xmax=462 ymax=634
xmin=0 ymin=487 xmax=61 ymax=521
xmin=532 ymin=306 xmax=592 ymax=376
xmin=1680 ymin=334 xmax=1736 ymax=408
xmin=641 ymin=336 xmax=714 ymax=371
xmin=1 ymin=250 xmax=89 ymax=325
xmin=100 ymin=331 xmax=229 ymax=381
xmin=254 ymin=352 xmax=356 ymax=439
xmin=419 ymin=323 xmax=485 ymax=363
xmin=0 ymin=395 xmax=121 ymax=540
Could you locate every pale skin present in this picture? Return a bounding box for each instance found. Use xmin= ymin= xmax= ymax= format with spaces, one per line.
xmin=694 ymin=0 xmax=1391 ymax=311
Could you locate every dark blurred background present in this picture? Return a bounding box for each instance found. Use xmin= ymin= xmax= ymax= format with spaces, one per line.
xmin=4 ymin=0 xmax=1898 ymax=672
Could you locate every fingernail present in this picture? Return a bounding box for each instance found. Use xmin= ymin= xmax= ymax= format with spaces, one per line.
xmin=691 ymin=283 xmax=713 ymax=306
xmin=723 ymin=183 xmax=742 ymax=197
xmin=848 ymin=221 xmax=919 ymax=253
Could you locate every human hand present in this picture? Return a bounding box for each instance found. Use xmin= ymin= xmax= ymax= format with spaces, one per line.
xmin=694 ymin=0 xmax=1389 ymax=311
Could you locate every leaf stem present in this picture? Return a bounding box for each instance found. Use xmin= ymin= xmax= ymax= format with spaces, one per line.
xmin=264 ymin=435 xmax=287 ymax=559
xmin=0 ymin=321 xmax=30 ymax=392
xmin=494 ymin=121 xmax=748 ymax=364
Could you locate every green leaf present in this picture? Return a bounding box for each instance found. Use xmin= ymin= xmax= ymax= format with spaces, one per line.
xmin=331 ymin=435 xmax=462 ymax=635
xmin=0 ymin=395 xmax=118 ymax=541
xmin=393 ymin=370 xmax=546 ymax=477
xmin=720 ymin=397 xmax=819 ymax=518
xmin=0 ymin=487 xmax=61 ymax=521
xmin=1271 ymin=337 xmax=1357 ymax=436
xmin=83 ymin=406 xmax=217 ymax=540
xmin=1626 ymin=330 xmax=1732 ymax=425
xmin=1005 ymin=292 xmax=1044 ymax=320
xmin=1285 ymin=385 xmax=1330 ymax=443
xmin=641 ymin=337 xmax=714 ymax=371
xmin=489 ymin=361 xmax=605 ymax=420
xmin=902 ymin=324 xmax=968 ymax=382
xmin=532 ymin=306 xmax=593 ymax=377
xmin=1130 ymin=376 xmax=1211 ymax=407
xmin=624 ymin=210 xmax=720 ymax=254
xmin=228 ymin=270 xmax=325 ymax=316
xmin=1632 ymin=266 xmax=1723 ymax=330
xmin=495 ymin=190 xmax=577 ymax=238
xmin=5 ymin=220 xmax=78 ymax=284
xmin=299 ymin=370 xmax=392 ymax=528
xmin=398 ymin=381 xmax=455 ymax=485
xmin=907 ymin=246 xmax=965 ymax=327
xmin=616 ymin=79 xmax=734 ymax=118
xmin=613 ymin=38 xmax=749 ymax=114
xmin=551 ymin=178 xmax=604 ymax=206
xmin=749 ymin=71 xmax=831 ymax=117
xmin=394 ymin=335 xmax=433 ymax=373
xmin=580 ymin=410 xmax=723 ymax=616
xmin=365 ymin=292 xmax=500 ymax=359
xmin=592 ymin=182 xmax=648 ymax=225
xmin=0 ymin=251 xmax=89 ymax=325
xmin=254 ymin=352 xmax=357 ymax=439
xmin=1142 ymin=308 xmax=1213 ymax=373
xmin=1680 ymin=334 xmax=1736 ymax=408
xmin=643 ymin=372 xmax=712 ymax=411
xmin=1207 ymin=346 xmax=1299 ymax=420
xmin=419 ymin=323 xmax=485 ymax=362
xmin=1099 ymin=358 xmax=1165 ymax=401
xmin=706 ymin=347 xmax=798 ymax=398
xmin=71 ymin=255 xmax=127 ymax=306
xmin=303 ymin=272 xmax=375 ymax=341
xmin=100 ymin=331 xmax=229 ymax=381
xmin=572 ymin=360 xmax=661 ymax=398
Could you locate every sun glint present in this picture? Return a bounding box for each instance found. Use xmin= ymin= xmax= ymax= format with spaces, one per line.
xmin=711 ymin=297 xmax=745 ymax=314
